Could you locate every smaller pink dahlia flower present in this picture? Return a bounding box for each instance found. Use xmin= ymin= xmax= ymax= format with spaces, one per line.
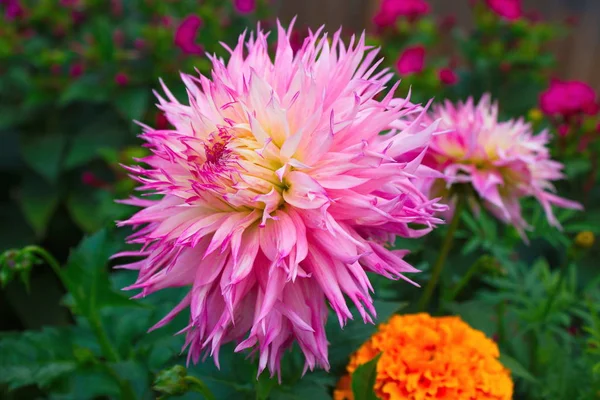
xmin=416 ymin=94 xmax=581 ymax=236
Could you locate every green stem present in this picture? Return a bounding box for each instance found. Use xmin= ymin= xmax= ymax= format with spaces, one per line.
xmin=497 ymin=301 xmax=506 ymax=346
xmin=184 ymin=376 xmax=216 ymax=400
xmin=444 ymin=257 xmax=480 ymax=304
xmin=418 ymin=195 xmax=466 ymax=312
xmin=23 ymin=246 xmax=134 ymax=400
xmin=22 ymin=246 xmax=68 ymax=289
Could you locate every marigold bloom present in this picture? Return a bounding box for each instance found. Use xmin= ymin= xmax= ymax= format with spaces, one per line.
xmin=114 ymin=23 xmax=445 ymax=377
xmin=334 ymin=314 xmax=513 ymax=400
xmin=416 ymin=94 xmax=581 ymax=236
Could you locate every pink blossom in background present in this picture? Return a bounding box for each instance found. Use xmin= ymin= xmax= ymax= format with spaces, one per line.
xmin=485 ymin=0 xmax=522 ymax=21
xmin=114 ymin=22 xmax=445 ymax=376
xmin=69 ymin=62 xmax=84 ymax=78
xmin=233 ymin=0 xmax=256 ymax=14
xmin=396 ymin=45 xmax=425 ymax=75
xmin=174 ymin=15 xmax=203 ymax=55
xmin=416 ymin=95 xmax=581 ymax=237
xmin=59 ymin=0 xmax=78 ymax=6
xmin=540 ymin=80 xmax=599 ymax=118
xmin=373 ymin=0 xmax=430 ymax=28
xmin=557 ymin=124 xmax=569 ymax=137
xmin=3 ymin=0 xmax=23 ymax=20
xmin=134 ymin=38 xmax=146 ymax=50
xmin=438 ymin=68 xmax=458 ymax=85
xmin=115 ymin=72 xmax=129 ymax=86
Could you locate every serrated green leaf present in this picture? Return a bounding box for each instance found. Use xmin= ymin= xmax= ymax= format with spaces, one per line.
xmin=62 ymin=229 xmax=142 ymax=316
xmin=0 ymin=328 xmax=77 ymax=390
xmin=19 ymin=132 xmax=66 ymax=183
xmin=499 ymin=353 xmax=537 ymax=383
xmin=351 ymin=353 xmax=381 ymax=400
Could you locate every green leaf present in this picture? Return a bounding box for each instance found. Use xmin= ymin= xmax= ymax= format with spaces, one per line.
xmin=62 ymin=229 xmax=141 ymax=317
xmin=19 ymin=174 xmax=59 ymax=237
xmin=328 ymin=301 xmax=406 ymax=372
xmin=19 ymin=132 xmax=66 ymax=183
xmin=0 ymin=328 xmax=77 ymax=390
xmin=351 ymin=353 xmax=381 ymax=400
xmin=60 ymin=75 xmax=109 ymax=106
xmin=256 ymin=374 xmax=277 ymax=400
xmin=63 ymin=113 xmax=127 ymax=170
xmin=114 ymin=88 xmax=150 ymax=122
xmin=499 ymin=353 xmax=537 ymax=383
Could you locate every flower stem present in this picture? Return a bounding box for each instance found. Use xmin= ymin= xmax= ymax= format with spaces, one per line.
xmin=23 ymin=246 xmax=134 ymax=400
xmin=418 ymin=194 xmax=465 ymax=312
xmin=184 ymin=376 xmax=216 ymax=400
xmin=444 ymin=256 xmax=480 ymax=305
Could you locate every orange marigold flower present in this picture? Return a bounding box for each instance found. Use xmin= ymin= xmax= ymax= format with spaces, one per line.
xmin=335 ymin=313 xmax=513 ymax=400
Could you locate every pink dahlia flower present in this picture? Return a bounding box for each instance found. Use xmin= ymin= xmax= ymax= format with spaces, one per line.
xmin=485 ymin=0 xmax=522 ymax=21
xmin=417 ymin=94 xmax=581 ymax=236
xmin=114 ymin=22 xmax=445 ymax=377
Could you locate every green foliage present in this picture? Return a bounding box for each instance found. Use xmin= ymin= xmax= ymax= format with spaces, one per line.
xmin=351 ymin=354 xmax=381 ymax=400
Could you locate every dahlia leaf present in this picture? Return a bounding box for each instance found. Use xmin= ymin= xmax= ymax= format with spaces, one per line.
xmin=19 ymin=174 xmax=59 ymax=238
xmin=114 ymin=88 xmax=150 ymax=123
xmin=328 ymin=301 xmax=407 ymax=372
xmin=19 ymin=132 xmax=66 ymax=183
xmin=62 ymin=230 xmax=143 ymax=316
xmin=63 ymin=113 xmax=125 ymax=170
xmin=0 ymin=328 xmax=77 ymax=390
xmin=59 ymin=75 xmax=109 ymax=106
xmin=351 ymin=353 xmax=381 ymax=400
xmin=499 ymin=353 xmax=537 ymax=383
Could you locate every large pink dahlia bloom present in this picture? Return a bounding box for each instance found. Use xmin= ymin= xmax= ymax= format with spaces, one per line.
xmin=417 ymin=94 xmax=581 ymax=235
xmin=114 ymin=22 xmax=445 ymax=377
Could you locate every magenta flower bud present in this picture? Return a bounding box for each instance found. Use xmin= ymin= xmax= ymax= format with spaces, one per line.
xmin=134 ymin=38 xmax=146 ymax=50
xmin=174 ymin=15 xmax=203 ymax=55
xmin=438 ymin=68 xmax=458 ymax=85
xmin=233 ymin=0 xmax=256 ymax=14
xmin=115 ymin=72 xmax=129 ymax=86
xmin=485 ymin=0 xmax=522 ymax=21
xmin=69 ymin=62 xmax=84 ymax=78
xmin=396 ymin=45 xmax=425 ymax=75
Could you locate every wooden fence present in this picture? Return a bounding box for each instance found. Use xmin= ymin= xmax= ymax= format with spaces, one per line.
xmin=275 ymin=0 xmax=600 ymax=90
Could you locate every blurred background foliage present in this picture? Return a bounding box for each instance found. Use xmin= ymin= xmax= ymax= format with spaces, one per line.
xmin=1 ymin=0 xmax=599 ymax=399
